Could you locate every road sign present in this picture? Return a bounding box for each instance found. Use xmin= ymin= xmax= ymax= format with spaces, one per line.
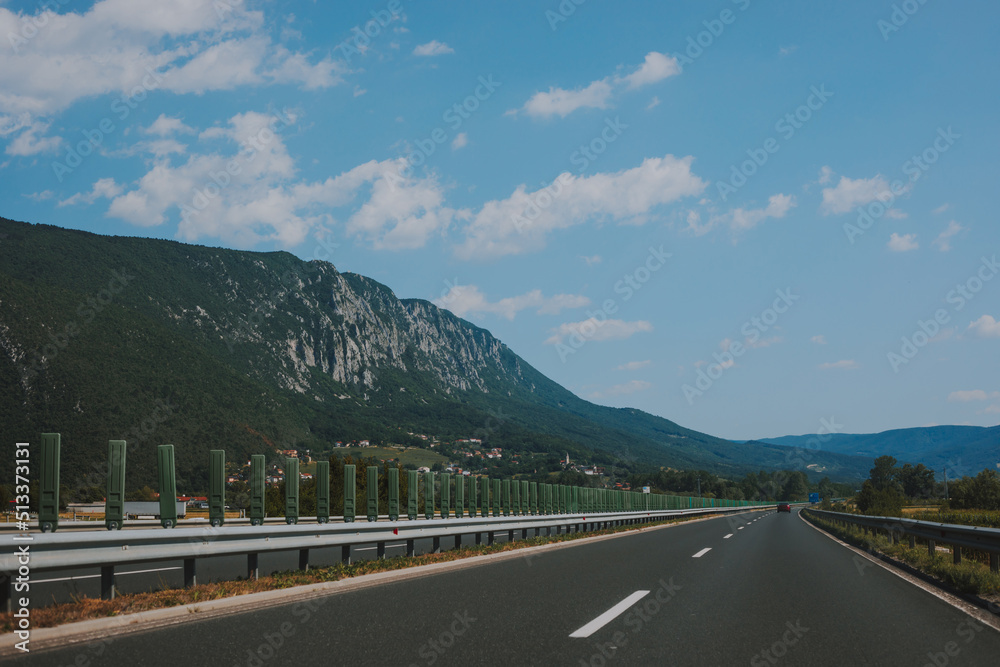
xmin=809 ymin=492 xmax=820 ymax=503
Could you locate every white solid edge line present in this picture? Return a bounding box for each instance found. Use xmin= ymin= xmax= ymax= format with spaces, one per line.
xmin=723 ymin=534 xmax=733 ymax=539
xmin=36 ymin=566 xmax=184 ymax=584
xmin=569 ymin=590 xmax=650 ymax=638
xmin=692 ymin=547 xmax=712 ymax=558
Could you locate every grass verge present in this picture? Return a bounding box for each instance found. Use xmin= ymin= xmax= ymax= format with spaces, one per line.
xmin=1 ymin=513 xmax=721 ymax=633
xmin=803 ymin=510 xmax=1000 ymax=601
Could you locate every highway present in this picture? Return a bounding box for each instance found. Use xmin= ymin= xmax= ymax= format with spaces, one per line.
xmin=11 ymin=508 xmax=1000 ymax=666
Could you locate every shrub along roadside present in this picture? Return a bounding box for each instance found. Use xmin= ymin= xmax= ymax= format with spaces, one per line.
xmin=0 ymin=512 xmax=727 ymax=633
xmin=803 ymin=511 xmax=1000 ymax=598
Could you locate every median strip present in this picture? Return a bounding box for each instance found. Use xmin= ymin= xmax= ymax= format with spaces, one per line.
xmin=569 ymin=590 xmax=650 ymax=638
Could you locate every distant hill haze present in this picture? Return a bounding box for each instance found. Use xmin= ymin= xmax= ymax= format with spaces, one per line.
xmin=0 ymin=216 xmax=875 ymax=490
xmin=760 ymin=425 xmax=1000 ymax=480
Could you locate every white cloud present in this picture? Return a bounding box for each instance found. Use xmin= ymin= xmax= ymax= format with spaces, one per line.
xmin=817 ymin=166 xmax=834 ymax=185
xmin=646 ymin=96 xmax=661 ymax=110
xmin=433 ymin=285 xmax=589 ymax=320
xmin=745 ymin=336 xmax=783 ymax=350
xmin=451 ymin=132 xmax=467 ymax=150
xmin=590 ymin=380 xmax=652 ymax=399
xmin=619 ymin=52 xmax=680 ymax=89
xmin=819 ymin=360 xmax=859 ymax=370
xmin=0 ymin=0 xmax=343 ymax=153
xmin=932 ymin=220 xmax=964 ymax=251
xmin=144 ymin=114 xmax=194 ymax=136
xmin=932 ymin=203 xmax=950 ymax=214
xmin=4 ymin=119 xmax=61 ymax=155
xmin=968 ymin=315 xmax=1000 ymax=338
xmin=779 ymin=45 xmax=798 ymax=57
xmin=616 ymin=360 xmax=651 ymax=371
xmin=545 ymin=318 xmax=652 ymax=345
xmin=580 ymin=255 xmax=602 ymax=266
xmin=729 ymin=193 xmax=796 ymax=231
xmin=947 ymin=390 xmax=999 ymax=402
xmin=455 ymin=154 xmax=706 ymax=259
xmin=820 ymin=174 xmax=898 ymax=215
xmin=512 ymin=52 xmax=677 ymax=119
xmin=59 ymin=177 xmax=123 ymax=206
xmin=515 ymin=79 xmax=614 ymax=119
xmin=887 ymin=232 xmax=918 ymax=252
xmin=413 ymin=40 xmax=454 ymax=56
xmin=102 ymin=111 xmax=461 ymax=249
xmin=811 ymin=335 xmax=827 ymax=345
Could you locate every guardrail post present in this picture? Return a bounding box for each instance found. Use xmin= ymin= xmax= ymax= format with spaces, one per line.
xmin=909 ymin=535 xmax=916 ymax=549
xmin=157 ymin=444 xmax=178 ymax=528
xmin=953 ymin=546 xmax=962 ymax=565
xmin=101 ymin=565 xmax=115 ymax=600
xmin=285 ymin=458 xmax=300 ymax=524
xmin=105 ymin=440 xmax=126 ymax=531
xmin=388 ymin=467 xmax=399 ymax=521
xmin=928 ymin=539 xmax=936 ymax=557
xmin=344 ymin=465 xmax=356 ymax=523
xmin=441 ymin=473 xmax=451 ymax=518
xmin=184 ymin=558 xmax=197 ymax=587
xmin=366 ymin=466 xmax=378 ymax=522
xmin=248 ymin=553 xmax=259 ymax=580
xmin=455 ymin=474 xmax=464 ymax=518
xmin=316 ymin=460 xmax=330 ymax=523
xmin=209 ymin=449 xmax=225 ymax=527
xmin=408 ymin=470 xmax=419 ymax=520
xmin=425 ymin=472 xmax=435 ymax=520
xmin=503 ymin=479 xmax=511 ymax=516
xmin=39 ymin=433 xmax=60 ymax=533
xmin=991 ymin=554 xmax=999 ymax=573
xmin=250 ymin=454 xmax=265 ymax=525
xmin=492 ymin=479 xmax=501 ymax=517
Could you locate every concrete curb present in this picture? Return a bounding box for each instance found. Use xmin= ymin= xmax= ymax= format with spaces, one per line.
xmin=1 ymin=509 xmax=761 ymax=657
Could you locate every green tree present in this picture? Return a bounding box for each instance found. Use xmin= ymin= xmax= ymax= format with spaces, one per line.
xmin=869 ymin=456 xmax=898 ymax=491
xmin=856 ymin=480 xmax=903 ymax=517
xmin=897 ymin=463 xmax=935 ymax=499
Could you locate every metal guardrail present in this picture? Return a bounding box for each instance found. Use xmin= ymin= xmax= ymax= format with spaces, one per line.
xmin=804 ymin=508 xmax=1000 ymax=572
xmin=1 ymin=506 xmax=768 ymax=611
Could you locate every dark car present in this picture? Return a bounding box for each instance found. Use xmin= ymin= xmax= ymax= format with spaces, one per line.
xmin=777 ymin=503 xmax=792 ymax=513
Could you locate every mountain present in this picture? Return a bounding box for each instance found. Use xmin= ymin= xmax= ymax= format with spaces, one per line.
xmin=760 ymin=425 xmax=1000 ymax=479
xmin=0 ymin=216 xmax=873 ymax=491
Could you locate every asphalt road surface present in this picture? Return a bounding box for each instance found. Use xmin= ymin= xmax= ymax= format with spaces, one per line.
xmin=12 ymin=508 xmax=1000 ymax=666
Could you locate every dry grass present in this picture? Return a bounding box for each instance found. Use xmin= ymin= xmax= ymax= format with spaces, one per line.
xmin=1 ymin=513 xmax=721 ymax=632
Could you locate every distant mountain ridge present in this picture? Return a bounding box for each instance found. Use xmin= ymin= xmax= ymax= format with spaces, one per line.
xmin=760 ymin=425 xmax=1000 ymax=479
xmin=0 ymin=216 xmax=875 ymax=489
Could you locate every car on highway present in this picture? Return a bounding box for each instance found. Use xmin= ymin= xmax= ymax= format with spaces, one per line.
xmin=777 ymin=502 xmax=792 ymax=513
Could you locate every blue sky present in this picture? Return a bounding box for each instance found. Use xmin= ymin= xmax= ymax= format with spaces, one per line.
xmin=2 ymin=0 xmax=998 ymax=441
